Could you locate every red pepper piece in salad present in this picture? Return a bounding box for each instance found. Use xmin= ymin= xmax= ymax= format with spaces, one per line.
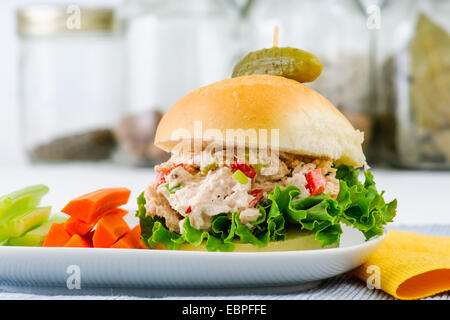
xmin=154 ymin=163 xmax=195 ymax=189
xmin=248 ymin=189 xmax=264 ymax=207
xmin=231 ymin=158 xmax=257 ymax=179
xmin=306 ymin=169 xmax=327 ymax=196
xmin=154 ymin=170 xmax=168 ymax=189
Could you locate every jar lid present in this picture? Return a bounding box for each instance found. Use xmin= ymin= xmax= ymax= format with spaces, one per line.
xmin=17 ymin=4 xmax=116 ymax=36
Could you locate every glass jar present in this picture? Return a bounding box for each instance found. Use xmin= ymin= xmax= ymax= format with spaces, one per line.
xmin=378 ymin=0 xmax=450 ymax=169
xmin=245 ymin=0 xmax=375 ymax=157
xmin=17 ymin=5 xmax=124 ymax=162
xmin=121 ymin=0 xmax=238 ymax=113
xmin=117 ymin=0 xmax=238 ymax=166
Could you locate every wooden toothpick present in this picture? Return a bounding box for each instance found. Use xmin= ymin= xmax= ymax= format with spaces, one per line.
xmin=273 ymin=25 xmax=279 ymax=47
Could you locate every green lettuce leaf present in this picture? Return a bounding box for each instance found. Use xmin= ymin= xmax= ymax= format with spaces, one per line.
xmin=137 ymin=165 xmax=397 ymax=251
xmin=183 ymin=216 xmax=235 ymax=252
xmin=136 ymin=192 xmax=184 ymax=250
xmin=232 ymin=212 xmax=270 ymax=248
xmin=336 ymin=165 xmax=397 ymax=240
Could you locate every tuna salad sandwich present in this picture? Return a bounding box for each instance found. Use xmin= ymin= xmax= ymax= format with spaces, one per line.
xmin=137 ymin=74 xmax=397 ymax=252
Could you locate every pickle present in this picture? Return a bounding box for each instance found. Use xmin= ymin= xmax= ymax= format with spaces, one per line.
xmin=232 ymin=47 xmax=323 ymax=83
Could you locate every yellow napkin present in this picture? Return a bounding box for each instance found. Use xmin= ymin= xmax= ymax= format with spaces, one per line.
xmin=352 ymin=230 xmax=450 ymax=300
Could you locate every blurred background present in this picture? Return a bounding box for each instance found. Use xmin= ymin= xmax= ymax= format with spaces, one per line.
xmin=0 ymin=0 xmax=449 ymax=169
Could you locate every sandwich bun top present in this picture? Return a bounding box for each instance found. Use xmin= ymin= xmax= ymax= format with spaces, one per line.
xmin=155 ymin=74 xmax=366 ymax=167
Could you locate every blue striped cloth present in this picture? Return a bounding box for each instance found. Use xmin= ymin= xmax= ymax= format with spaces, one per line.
xmin=1 ymin=225 xmax=449 ymax=300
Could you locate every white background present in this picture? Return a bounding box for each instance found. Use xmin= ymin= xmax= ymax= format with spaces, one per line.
xmin=0 ymin=0 xmax=449 ymax=227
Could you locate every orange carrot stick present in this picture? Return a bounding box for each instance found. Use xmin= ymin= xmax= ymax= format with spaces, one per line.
xmin=42 ymin=223 xmax=72 ymax=247
xmin=63 ymin=208 xmax=128 ymax=236
xmin=64 ymin=234 xmax=93 ymax=248
xmin=108 ymin=207 xmax=128 ymax=217
xmin=64 ymin=217 xmax=95 ymax=236
xmin=92 ymin=212 xmax=130 ymax=248
xmin=111 ymin=225 xmax=147 ymax=249
xmin=61 ymin=188 xmax=131 ymax=224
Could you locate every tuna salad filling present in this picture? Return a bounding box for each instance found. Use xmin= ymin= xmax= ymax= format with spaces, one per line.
xmin=145 ymin=150 xmax=339 ymax=233
xmin=137 ymin=150 xmax=397 ymax=252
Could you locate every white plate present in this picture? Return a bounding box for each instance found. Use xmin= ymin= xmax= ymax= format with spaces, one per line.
xmin=0 ymin=224 xmax=385 ymax=289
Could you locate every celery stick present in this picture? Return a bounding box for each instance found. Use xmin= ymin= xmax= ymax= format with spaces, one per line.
xmin=7 ymin=214 xmax=68 ymax=247
xmin=0 ymin=206 xmax=51 ymax=242
xmin=0 ymin=185 xmax=49 ymax=221
xmin=48 ymin=213 xmax=69 ymax=224
xmin=8 ymin=206 xmax=52 ymax=237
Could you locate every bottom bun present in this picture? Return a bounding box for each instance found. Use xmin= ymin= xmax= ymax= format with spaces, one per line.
xmin=167 ymin=229 xmax=338 ymax=252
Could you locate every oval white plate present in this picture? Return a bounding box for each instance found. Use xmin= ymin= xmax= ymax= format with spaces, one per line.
xmin=0 ymin=224 xmax=385 ymax=289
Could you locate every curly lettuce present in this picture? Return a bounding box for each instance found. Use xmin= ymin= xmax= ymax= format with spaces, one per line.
xmin=137 ymin=165 xmax=397 ymax=251
xmin=336 ymin=166 xmax=397 ymax=240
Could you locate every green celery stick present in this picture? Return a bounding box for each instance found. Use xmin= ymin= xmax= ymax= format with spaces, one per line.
xmin=0 ymin=185 xmax=49 ymax=221
xmin=7 ymin=213 xmax=68 ymax=247
xmin=0 ymin=206 xmax=51 ymax=242
xmin=7 ymin=206 xmax=52 ymax=237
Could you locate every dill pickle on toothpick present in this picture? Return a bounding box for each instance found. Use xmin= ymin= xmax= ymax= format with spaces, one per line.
xmin=232 ymin=47 xmax=323 ymax=83
xmin=233 ymin=27 xmax=322 ymax=83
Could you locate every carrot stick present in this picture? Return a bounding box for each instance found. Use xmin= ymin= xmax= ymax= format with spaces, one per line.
xmin=64 ymin=234 xmax=93 ymax=248
xmin=42 ymin=223 xmax=71 ymax=247
xmin=92 ymin=212 xmax=130 ymax=248
xmin=63 ymin=208 xmax=128 ymax=236
xmin=61 ymin=188 xmax=131 ymax=224
xmin=108 ymin=207 xmax=128 ymax=217
xmin=111 ymin=225 xmax=147 ymax=249
xmin=63 ymin=217 xmax=95 ymax=236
